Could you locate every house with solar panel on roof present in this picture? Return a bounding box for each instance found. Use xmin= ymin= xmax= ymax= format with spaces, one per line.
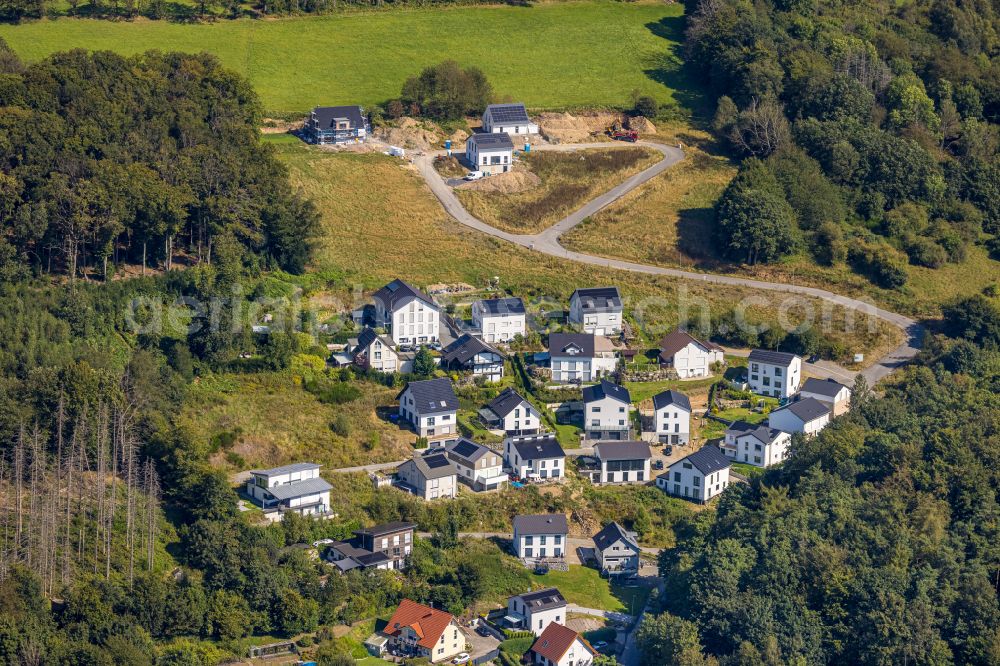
xmin=244 ymin=463 xmax=333 ymax=523
xmin=395 ymin=449 xmax=458 ymax=500
xmin=372 ymin=279 xmax=440 ymax=346
xmin=658 ymin=445 xmax=731 ymax=504
xmin=472 ymin=296 xmax=526 ymax=343
xmin=506 ymin=588 xmax=567 ymax=636
xmin=397 ymin=377 xmax=458 ymax=440
xmin=482 ymin=103 xmax=539 ymax=136
xmin=443 ymin=437 xmax=507 ymax=491
xmin=466 ymin=132 xmax=514 ymax=175
xmin=569 ymin=287 xmax=623 ymax=336
xmin=303 ymin=105 xmax=369 ymax=145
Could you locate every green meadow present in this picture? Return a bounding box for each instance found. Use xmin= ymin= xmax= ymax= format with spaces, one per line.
xmin=0 ymin=0 xmax=685 ymax=116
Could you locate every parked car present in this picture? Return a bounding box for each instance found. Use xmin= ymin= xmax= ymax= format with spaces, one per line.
xmin=476 ymin=624 xmax=492 ymax=637
xmin=464 ymin=171 xmax=484 ymax=181
xmin=663 ymin=445 xmax=673 ymax=456
xmin=653 ymin=460 xmax=664 ymax=470
xmin=593 ymin=641 xmax=608 ymax=650
xmin=452 ymin=653 xmax=470 ymax=664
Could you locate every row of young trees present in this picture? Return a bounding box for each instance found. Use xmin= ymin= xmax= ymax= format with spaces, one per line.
xmin=693 ymin=0 xmax=1000 ymax=288
xmin=636 ymin=294 xmax=1000 ymax=665
xmin=0 ymin=43 xmax=318 ymax=281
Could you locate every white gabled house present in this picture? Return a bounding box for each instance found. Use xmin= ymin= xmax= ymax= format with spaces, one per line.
xmin=397 ymin=377 xmax=458 ymax=440
xmin=395 ymin=449 xmax=458 ymax=501
xmin=798 ymin=377 xmax=852 ymax=416
xmin=651 ymin=389 xmax=691 ymax=445
xmin=513 ymin=513 xmax=568 ymax=560
xmin=569 ymin=287 xmax=623 ymax=336
xmin=353 ymin=327 xmax=400 ymax=373
xmin=528 ymin=623 xmax=596 ymax=666
xmin=747 ymin=350 xmax=802 ymax=399
xmin=444 ymin=437 xmax=507 ymax=492
xmin=507 ymin=588 xmax=567 ymax=637
xmin=439 ymin=334 xmax=504 ymax=382
xmin=657 ymin=329 xmax=725 ymax=378
xmin=482 ymin=103 xmax=538 ymax=135
xmin=472 ymin=297 xmax=526 ymax=343
xmin=548 ymin=333 xmax=616 ymax=383
xmin=733 ymin=425 xmax=792 ymax=468
xmin=505 ymin=433 xmax=566 ymax=481
xmin=481 ymin=388 xmax=542 ymax=435
xmin=657 ymin=445 xmax=730 ymax=504
xmin=583 ymin=379 xmax=632 ymax=441
xmin=372 ymin=279 xmax=440 ymax=346
xmin=466 ymin=133 xmax=514 ymax=175
xmin=593 ymin=440 xmax=651 ymax=484
xmin=768 ymin=397 xmax=831 ymax=437
xmin=245 ymin=463 xmax=333 ymax=523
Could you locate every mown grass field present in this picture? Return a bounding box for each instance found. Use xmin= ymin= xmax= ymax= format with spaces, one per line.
xmin=0 ymin=0 xmax=685 ymax=117
xmin=562 ymin=125 xmax=1000 ymax=318
xmin=455 ymin=146 xmax=660 ymax=234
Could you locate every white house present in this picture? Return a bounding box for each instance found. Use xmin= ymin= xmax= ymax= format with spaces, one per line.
xmin=472 ymin=297 xmax=526 ymax=343
xmin=513 ymin=514 xmax=568 ymax=560
xmin=549 ymin=333 xmax=616 ymax=383
xmin=372 ymin=279 xmax=440 ymax=346
xmin=722 ymin=420 xmax=757 ymax=459
xmin=651 ymin=389 xmax=691 ymax=445
xmin=505 ymin=433 xmax=566 ymax=481
xmin=768 ymin=397 xmax=831 ymax=437
xmin=482 ymin=103 xmax=539 ymax=135
xmin=395 ymin=449 xmax=458 ymax=501
xmin=528 ymin=623 xmax=596 ymax=666
xmin=798 ymin=377 xmax=852 ymax=416
xmin=397 ymin=377 xmax=458 ymax=440
xmin=658 ymin=445 xmax=730 ymax=504
xmin=245 ymin=463 xmax=332 ymax=523
xmin=569 ymin=287 xmax=623 ymax=336
xmin=593 ymin=440 xmax=651 ymax=484
xmin=353 ymin=327 xmax=400 ymax=373
xmin=507 ymin=588 xmax=567 ymax=637
xmin=382 ymin=599 xmax=464 ymax=664
xmin=658 ymin=329 xmax=725 ymax=378
xmin=466 ymin=133 xmax=514 ymax=175
xmin=747 ymin=350 xmax=802 ymax=399
xmin=481 ymin=388 xmax=542 ymax=436
xmin=444 ymin=438 xmax=507 ymax=492
xmin=592 ymin=522 xmax=640 ymax=577
xmin=440 ymin=334 xmax=505 ymax=382
xmin=734 ymin=425 xmax=792 ymax=467
xmin=583 ymin=379 xmax=632 ymax=441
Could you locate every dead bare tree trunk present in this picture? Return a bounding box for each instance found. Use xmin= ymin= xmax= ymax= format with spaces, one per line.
xmin=143 ymin=459 xmax=159 ymax=572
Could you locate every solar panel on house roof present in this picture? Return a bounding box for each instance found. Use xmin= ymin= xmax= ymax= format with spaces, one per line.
xmin=424 ymin=454 xmax=451 ymax=469
xmin=488 ymin=104 xmax=530 ymax=124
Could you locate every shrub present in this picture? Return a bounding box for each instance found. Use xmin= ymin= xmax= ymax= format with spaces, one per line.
xmin=305 ymin=378 xmax=362 ymax=405
xmin=634 ymin=95 xmax=658 ymax=118
xmin=331 ymin=414 xmax=351 ymax=437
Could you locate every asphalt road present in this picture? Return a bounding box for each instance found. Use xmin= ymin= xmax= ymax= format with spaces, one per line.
xmin=413 ymin=141 xmax=923 ymax=387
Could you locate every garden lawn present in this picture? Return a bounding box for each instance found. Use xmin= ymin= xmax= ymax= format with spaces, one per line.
xmin=0 ymin=0 xmax=686 ymax=117
xmin=529 ymin=566 xmax=649 ymax=613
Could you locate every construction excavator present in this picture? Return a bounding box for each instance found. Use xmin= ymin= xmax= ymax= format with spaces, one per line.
xmin=606 ymin=120 xmax=639 ymax=142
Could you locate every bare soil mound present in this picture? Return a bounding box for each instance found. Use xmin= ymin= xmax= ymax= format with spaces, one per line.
xmin=374 ymin=116 xmax=443 ymax=151
xmin=536 ymin=111 xmax=624 ymax=143
xmin=627 ymin=115 xmax=657 ymax=134
xmin=455 ymin=169 xmax=541 ymax=194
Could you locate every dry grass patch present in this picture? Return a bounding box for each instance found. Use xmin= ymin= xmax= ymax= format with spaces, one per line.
xmin=274 ymin=138 xmax=902 ymax=365
xmin=176 ymin=372 xmax=415 ymax=472
xmin=455 ymin=147 xmax=660 ymax=234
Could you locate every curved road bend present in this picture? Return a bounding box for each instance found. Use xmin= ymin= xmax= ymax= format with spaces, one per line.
xmin=413 ymin=141 xmax=922 ymax=385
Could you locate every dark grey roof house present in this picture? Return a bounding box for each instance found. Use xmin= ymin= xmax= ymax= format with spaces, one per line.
xmin=305 ymin=105 xmax=369 ymax=145
xmin=652 ymin=389 xmax=691 ymax=412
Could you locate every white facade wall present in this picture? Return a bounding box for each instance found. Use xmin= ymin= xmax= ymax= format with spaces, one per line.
xmin=398 ymin=388 xmax=456 ymax=438
xmin=586 ymin=395 xmax=630 ymax=438
xmin=551 ymin=355 xmax=594 ymax=383
xmin=735 ymin=431 xmax=792 ymax=467
xmin=569 ymin=301 xmax=621 ymax=335
xmin=466 ymin=144 xmax=512 ymax=174
xmin=378 ymin=299 xmax=440 ymax=346
xmin=473 ymin=308 xmax=526 ymax=343
xmin=768 ymin=409 xmax=830 ymax=437
xmin=747 ymin=357 xmax=802 ymax=399
xmin=668 ymin=342 xmax=721 ymax=378
xmin=361 ymin=337 xmax=398 ymax=372
xmin=658 ymin=463 xmax=729 ymax=503
xmin=513 ymin=531 xmax=566 ymax=559
xmin=507 ymin=598 xmax=565 ymax=637
xmin=499 ymin=401 xmax=542 ymax=434
xmin=598 ymin=458 xmax=650 ymax=485
xmin=653 ymin=404 xmax=690 ymax=444
xmin=800 ymin=387 xmax=852 ymax=416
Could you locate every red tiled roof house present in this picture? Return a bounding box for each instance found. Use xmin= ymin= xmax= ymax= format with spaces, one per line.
xmin=382 ymin=599 xmax=465 ymax=663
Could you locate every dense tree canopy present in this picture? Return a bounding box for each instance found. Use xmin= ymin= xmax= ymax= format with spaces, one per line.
xmin=697 ymin=0 xmax=1000 ymax=288
xmin=0 ymin=43 xmax=318 ymax=279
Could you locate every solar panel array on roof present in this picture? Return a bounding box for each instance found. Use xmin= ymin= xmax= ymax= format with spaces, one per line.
xmin=487 ymin=103 xmax=531 ymax=124
xmin=424 ymin=453 xmax=452 ymax=470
